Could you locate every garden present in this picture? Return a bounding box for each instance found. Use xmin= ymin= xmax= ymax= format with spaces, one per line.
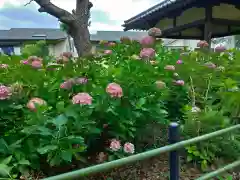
xmin=0 ymin=28 xmax=239 ymax=180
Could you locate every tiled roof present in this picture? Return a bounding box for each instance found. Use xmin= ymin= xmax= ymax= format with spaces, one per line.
xmin=0 ymin=28 xmax=67 ymax=40
xmin=0 ymin=28 xmax=148 ymax=42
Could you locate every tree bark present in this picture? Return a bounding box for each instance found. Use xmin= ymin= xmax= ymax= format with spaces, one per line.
xmin=33 ymin=0 xmax=92 ymax=57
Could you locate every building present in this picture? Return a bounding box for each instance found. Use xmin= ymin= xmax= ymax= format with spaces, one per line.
xmin=0 ymin=28 xmax=221 ymax=57
xmin=123 ymin=0 xmax=237 ymax=50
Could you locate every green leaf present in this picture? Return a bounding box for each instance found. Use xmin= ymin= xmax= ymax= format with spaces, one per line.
xmin=66 ymin=136 xmax=84 ymax=144
xmin=52 ymin=114 xmax=68 ymax=127
xmin=65 ymin=109 xmax=79 ymax=120
xmin=37 ymin=127 xmax=52 ymax=136
xmin=186 ymin=155 xmax=193 ymax=162
xmin=56 ymin=101 xmax=65 ymax=112
xmin=0 ymin=139 xmax=9 ymax=154
xmin=61 ymin=151 xmax=72 ymax=162
xmin=1 ymin=156 xmax=12 ymax=165
xmin=18 ymin=159 xmax=30 ymax=165
xmin=89 ymin=128 xmax=102 ymax=134
xmin=0 ymin=164 xmax=12 ymax=177
xmin=37 ymin=145 xmax=58 ymax=154
xmin=136 ymin=97 xmax=146 ymax=109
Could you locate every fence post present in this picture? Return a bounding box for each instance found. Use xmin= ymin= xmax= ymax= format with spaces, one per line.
xmin=169 ymin=122 xmax=180 ymax=180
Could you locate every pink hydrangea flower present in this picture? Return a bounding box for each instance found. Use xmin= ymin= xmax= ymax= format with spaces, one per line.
xmin=104 ymin=50 xmax=112 ymax=55
xmin=62 ymin=52 xmax=72 ymax=58
xmin=164 ymin=65 xmax=175 ymax=71
xmin=0 ymin=85 xmax=12 ymax=100
xmin=106 ymin=83 xmax=123 ymax=98
xmin=139 ymin=48 xmax=155 ymax=59
xmin=28 ymin=56 xmax=40 ymax=62
xmin=72 ymin=92 xmax=92 ymax=105
xmin=123 ymin=142 xmax=135 ymax=154
xmin=205 ymin=62 xmax=216 ymax=69
xmin=176 ymin=60 xmax=183 ymax=64
xmin=215 ymin=45 xmax=226 ymax=52
xmin=108 ymin=42 xmax=116 ymax=47
xmin=60 ymin=79 xmax=75 ymax=90
xmin=0 ymin=64 xmax=8 ymax=68
xmin=56 ymin=55 xmax=69 ymax=64
xmin=75 ymin=77 xmax=88 ymax=85
xmin=155 ymin=81 xmax=166 ymax=89
xmin=175 ymin=80 xmax=185 ymax=86
xmin=27 ymin=97 xmax=46 ymax=111
xmin=140 ymin=36 xmax=155 ymax=47
xmin=110 ymin=139 xmax=121 ymax=151
xmin=31 ymin=60 xmax=42 ymax=69
xmin=20 ymin=60 xmax=29 ymax=65
xmin=148 ymin=27 xmax=162 ymax=37
xmin=197 ymin=40 xmax=209 ymax=48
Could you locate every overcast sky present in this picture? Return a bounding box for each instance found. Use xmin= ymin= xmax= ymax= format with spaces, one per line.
xmin=0 ymin=0 xmax=160 ymax=33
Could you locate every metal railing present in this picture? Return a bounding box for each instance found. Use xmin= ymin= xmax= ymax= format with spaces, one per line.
xmin=42 ymin=123 xmax=240 ymax=180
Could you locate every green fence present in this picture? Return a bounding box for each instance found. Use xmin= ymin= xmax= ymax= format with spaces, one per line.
xmin=43 ymin=124 xmax=240 ymax=180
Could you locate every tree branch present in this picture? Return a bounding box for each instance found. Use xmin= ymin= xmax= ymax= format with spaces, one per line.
xmin=33 ymin=0 xmax=75 ymax=24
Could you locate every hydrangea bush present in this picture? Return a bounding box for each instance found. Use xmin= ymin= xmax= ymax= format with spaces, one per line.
xmin=0 ymin=28 xmax=239 ymax=178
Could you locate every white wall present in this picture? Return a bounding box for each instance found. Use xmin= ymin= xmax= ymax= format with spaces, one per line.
xmin=164 ymin=39 xmax=199 ymax=50
xmin=14 ymin=47 xmax=21 ymax=55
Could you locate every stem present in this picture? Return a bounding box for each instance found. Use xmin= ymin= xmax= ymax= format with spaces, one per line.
xmin=189 ymin=76 xmax=196 ymax=106
xmin=204 ymin=75 xmax=211 ymax=102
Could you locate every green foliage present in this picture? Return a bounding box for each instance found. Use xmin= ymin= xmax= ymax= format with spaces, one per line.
xmin=21 ymin=40 xmax=49 ymax=58
xmin=0 ymin=39 xmax=240 ymax=178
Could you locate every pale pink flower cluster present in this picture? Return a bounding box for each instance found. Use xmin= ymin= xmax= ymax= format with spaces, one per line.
xmin=139 ymin=48 xmax=155 ymax=59
xmin=27 ymin=97 xmax=46 ymax=111
xmin=106 ymin=83 xmax=123 ymax=98
xmin=60 ymin=77 xmax=88 ymax=89
xmin=123 ymin=142 xmax=135 ymax=154
xmin=215 ymin=45 xmax=226 ymax=52
xmin=60 ymin=79 xmax=75 ymax=90
xmin=0 ymin=85 xmax=12 ymax=100
xmin=0 ymin=64 xmax=8 ymax=68
xmin=20 ymin=60 xmax=29 ymax=65
xmin=176 ymin=60 xmax=183 ymax=64
xmin=148 ymin=27 xmax=162 ymax=37
xmin=31 ymin=60 xmax=43 ymax=69
xmin=175 ymin=80 xmax=185 ymax=86
xmin=205 ymin=62 xmax=216 ymax=69
xmin=108 ymin=42 xmax=116 ymax=47
xmin=109 ymin=139 xmax=121 ymax=151
xmin=155 ymin=81 xmax=166 ymax=89
xmin=62 ymin=52 xmax=73 ymax=58
xmin=27 ymin=56 xmax=43 ymax=69
xmin=57 ymin=55 xmax=69 ymax=64
xmin=197 ymin=40 xmax=209 ymax=48
xmin=164 ymin=65 xmax=175 ymax=71
xmin=104 ymin=50 xmax=112 ymax=55
xmin=140 ymin=36 xmax=155 ymax=47
xmin=56 ymin=52 xmax=72 ymax=64
xmin=75 ymin=77 xmax=88 ymax=85
xmin=109 ymin=139 xmax=135 ymax=154
xmin=72 ymin=92 xmax=92 ymax=105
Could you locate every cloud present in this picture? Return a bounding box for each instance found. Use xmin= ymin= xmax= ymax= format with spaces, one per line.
xmin=0 ymin=0 xmax=160 ymax=32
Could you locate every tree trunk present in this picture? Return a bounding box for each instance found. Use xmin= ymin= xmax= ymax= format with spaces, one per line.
xmin=33 ymin=0 xmax=93 ymax=57
xmin=70 ymin=25 xmax=92 ymax=56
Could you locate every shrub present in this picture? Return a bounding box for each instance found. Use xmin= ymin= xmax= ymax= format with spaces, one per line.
xmin=21 ymin=40 xmax=49 ymax=58
xmin=0 ymin=34 xmax=239 ymax=178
